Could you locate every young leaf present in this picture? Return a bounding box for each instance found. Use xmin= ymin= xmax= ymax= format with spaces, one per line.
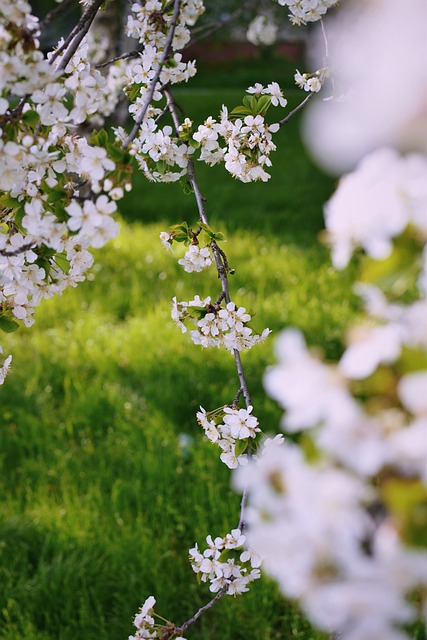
xmin=106 ymin=142 xmax=125 ymax=163
xmin=172 ymin=222 xmax=189 ymax=233
xmin=234 ymin=438 xmax=248 ymax=457
xmin=230 ymin=106 xmax=253 ymax=117
xmin=55 ymin=253 xmax=70 ymax=273
xmin=22 ymin=110 xmax=40 ymax=127
xmin=210 ymin=232 xmax=225 ymax=242
xmin=0 ymin=316 xmax=20 ymax=333
xmin=256 ymin=95 xmax=272 ymax=115
xmin=242 ymin=95 xmax=252 ymax=110
xmin=97 ymin=128 xmax=109 ymax=147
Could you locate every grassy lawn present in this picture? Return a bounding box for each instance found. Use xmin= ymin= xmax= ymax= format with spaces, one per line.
xmin=0 ymin=58 xmax=360 ymax=640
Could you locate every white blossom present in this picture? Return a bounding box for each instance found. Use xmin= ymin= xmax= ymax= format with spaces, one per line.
xmin=247 ymin=15 xmax=278 ymax=46
xmin=324 ymin=148 xmax=427 ymax=269
xmin=304 ymin=0 xmax=427 ymax=173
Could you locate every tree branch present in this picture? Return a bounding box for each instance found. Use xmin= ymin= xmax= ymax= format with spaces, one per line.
xmin=163 ymin=87 xmax=254 ymax=412
xmin=0 ymin=243 xmax=34 ymax=257
xmin=188 ymin=0 xmax=258 ymax=46
xmin=122 ymin=0 xmax=182 ymax=150
xmin=176 ymin=586 xmax=228 ymax=635
xmin=278 ymin=91 xmax=315 ymax=127
xmin=49 ymin=0 xmax=104 ymax=70
xmin=95 ymin=48 xmax=142 ymax=69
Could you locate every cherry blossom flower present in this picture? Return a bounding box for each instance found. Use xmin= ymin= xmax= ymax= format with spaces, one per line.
xmin=178 ymin=245 xmax=213 ymax=273
xmin=247 ymin=15 xmax=278 ymax=46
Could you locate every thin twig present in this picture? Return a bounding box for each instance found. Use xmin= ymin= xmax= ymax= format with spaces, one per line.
xmin=215 ymin=291 xmax=226 ymax=307
xmin=39 ymin=0 xmax=75 ymax=29
xmin=122 ymin=0 xmax=182 ymax=149
xmin=95 ymin=48 xmax=142 ymax=69
xmin=278 ymin=92 xmax=315 ymax=127
xmin=176 ymin=586 xmax=228 ymax=634
xmin=189 ymin=0 xmax=257 ymax=45
xmin=49 ymin=0 xmax=104 ymax=68
xmin=0 ymin=243 xmax=34 ymax=257
xmin=164 ymin=87 xmax=254 ymax=410
xmin=237 ymin=486 xmax=249 ymax=531
xmin=155 ymin=104 xmax=170 ymax=124
xmin=162 ymin=85 xmax=259 ymax=637
xmin=232 ymin=386 xmax=243 ymax=406
xmin=320 ymin=18 xmax=329 ymax=63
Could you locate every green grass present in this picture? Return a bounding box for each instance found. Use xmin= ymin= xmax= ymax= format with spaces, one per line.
xmin=0 ymin=58 xmax=361 ymax=640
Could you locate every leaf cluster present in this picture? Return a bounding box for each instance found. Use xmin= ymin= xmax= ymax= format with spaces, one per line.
xmin=230 ymin=94 xmax=272 ymax=119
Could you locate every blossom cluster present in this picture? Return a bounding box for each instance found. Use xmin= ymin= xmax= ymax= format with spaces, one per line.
xmin=172 ymin=296 xmax=271 ymax=352
xmin=120 ymin=1 xmax=202 ymax=182
xmin=0 ymin=2 xmax=136 ymax=377
xmin=193 ymin=83 xmax=286 ymax=182
xmin=237 ymin=161 xmax=427 ymax=637
xmin=265 ymin=326 xmax=427 ymax=478
xmin=304 ymin=0 xmax=427 ymax=173
xmin=235 ymin=437 xmax=427 ymax=639
xmin=246 ymin=14 xmax=278 ymax=46
xmin=276 ymin=0 xmax=339 ymax=25
xmin=189 ymin=528 xmax=261 ymax=595
xmin=294 ymin=69 xmax=324 ymax=93
xmin=324 ymin=147 xmax=427 ymax=270
xmin=129 ymin=595 xmax=187 ymax=640
xmin=196 ymin=404 xmax=260 ymax=469
xmin=0 ymin=346 xmax=11 ymax=384
xmin=178 ymin=245 xmax=213 ymax=273
xmin=159 ymin=222 xmax=220 ymax=272
xmin=114 ymin=3 xmax=289 ymax=184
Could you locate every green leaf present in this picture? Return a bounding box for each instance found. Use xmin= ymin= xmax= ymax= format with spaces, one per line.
xmin=173 ymin=233 xmax=189 ymax=243
xmin=210 ymin=232 xmax=225 ymax=242
xmin=381 ymin=478 xmax=427 ymax=548
xmin=53 ymin=203 xmax=69 ymax=223
xmin=38 ymin=245 xmax=56 ymax=259
xmin=106 ymin=142 xmax=125 ymax=163
xmin=171 ymin=222 xmax=189 ymax=233
xmin=128 ymin=83 xmax=142 ymax=102
xmin=22 ymin=110 xmax=40 ymax=127
xmin=55 ymin=253 xmax=70 ymax=273
xmin=256 ymin=95 xmax=272 ymax=115
xmin=0 ymin=316 xmax=19 ymax=333
xmin=234 ymin=438 xmax=248 ymax=457
xmin=398 ymin=347 xmax=427 ymax=374
xmin=0 ymin=194 xmax=20 ymax=209
xmin=36 ymin=257 xmax=51 ymax=278
xmin=90 ymin=128 xmax=109 ymax=148
xmin=188 ymin=138 xmax=200 ymax=149
xmin=14 ymin=208 xmax=25 ymax=232
xmin=359 ymin=231 xmax=421 ymax=298
xmin=47 ymin=188 xmax=66 ymax=203
xmin=156 ymin=160 xmax=167 ymax=175
xmin=97 ymin=128 xmax=108 ymax=147
xmin=230 ymin=106 xmax=253 ymax=117
xmin=242 ymin=95 xmax=252 ymax=110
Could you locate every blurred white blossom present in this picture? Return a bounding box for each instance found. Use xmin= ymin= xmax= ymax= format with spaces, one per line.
xmin=304 ymin=0 xmax=427 ymax=173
